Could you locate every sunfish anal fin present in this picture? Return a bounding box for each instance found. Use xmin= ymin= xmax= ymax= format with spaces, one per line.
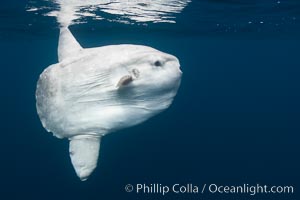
xmin=58 ymin=27 xmax=83 ymax=62
xmin=69 ymin=136 xmax=101 ymax=181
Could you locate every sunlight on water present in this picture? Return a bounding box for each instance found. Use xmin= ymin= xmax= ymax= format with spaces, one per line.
xmin=25 ymin=0 xmax=300 ymax=35
xmin=27 ymin=0 xmax=191 ymax=26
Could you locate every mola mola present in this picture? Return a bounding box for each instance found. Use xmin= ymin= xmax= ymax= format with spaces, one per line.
xmin=36 ymin=27 xmax=182 ymax=181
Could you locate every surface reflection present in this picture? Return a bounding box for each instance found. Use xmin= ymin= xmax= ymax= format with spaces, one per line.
xmin=27 ymin=0 xmax=191 ymax=25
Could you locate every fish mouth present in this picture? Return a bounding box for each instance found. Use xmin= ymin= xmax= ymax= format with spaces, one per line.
xmin=166 ymin=54 xmax=182 ymax=74
xmin=168 ymin=59 xmax=182 ymax=76
xmin=178 ymin=65 xmax=183 ymax=74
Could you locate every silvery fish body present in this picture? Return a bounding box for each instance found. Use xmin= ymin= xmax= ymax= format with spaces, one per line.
xmin=36 ymin=28 xmax=182 ymax=181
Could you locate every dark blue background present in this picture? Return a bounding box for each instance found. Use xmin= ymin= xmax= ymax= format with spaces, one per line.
xmin=1 ymin=0 xmax=299 ymax=199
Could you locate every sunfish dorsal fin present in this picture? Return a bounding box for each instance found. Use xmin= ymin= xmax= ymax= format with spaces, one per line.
xmin=58 ymin=27 xmax=83 ymax=62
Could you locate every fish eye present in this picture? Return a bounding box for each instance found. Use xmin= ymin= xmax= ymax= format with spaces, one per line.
xmin=154 ymin=60 xmax=162 ymax=67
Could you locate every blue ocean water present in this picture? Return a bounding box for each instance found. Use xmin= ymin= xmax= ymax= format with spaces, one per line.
xmin=1 ymin=0 xmax=299 ymax=199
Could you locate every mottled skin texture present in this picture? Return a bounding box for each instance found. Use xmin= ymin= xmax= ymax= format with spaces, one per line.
xmin=36 ymin=28 xmax=182 ymax=180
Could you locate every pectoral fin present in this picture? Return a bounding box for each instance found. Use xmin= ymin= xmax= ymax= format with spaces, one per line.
xmin=117 ymin=75 xmax=133 ymax=88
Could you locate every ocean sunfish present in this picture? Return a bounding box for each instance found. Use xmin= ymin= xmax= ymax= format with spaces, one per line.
xmin=36 ymin=27 xmax=182 ymax=181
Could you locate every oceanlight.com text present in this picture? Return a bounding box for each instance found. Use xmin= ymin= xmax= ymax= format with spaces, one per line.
xmin=124 ymin=183 xmax=294 ymax=196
